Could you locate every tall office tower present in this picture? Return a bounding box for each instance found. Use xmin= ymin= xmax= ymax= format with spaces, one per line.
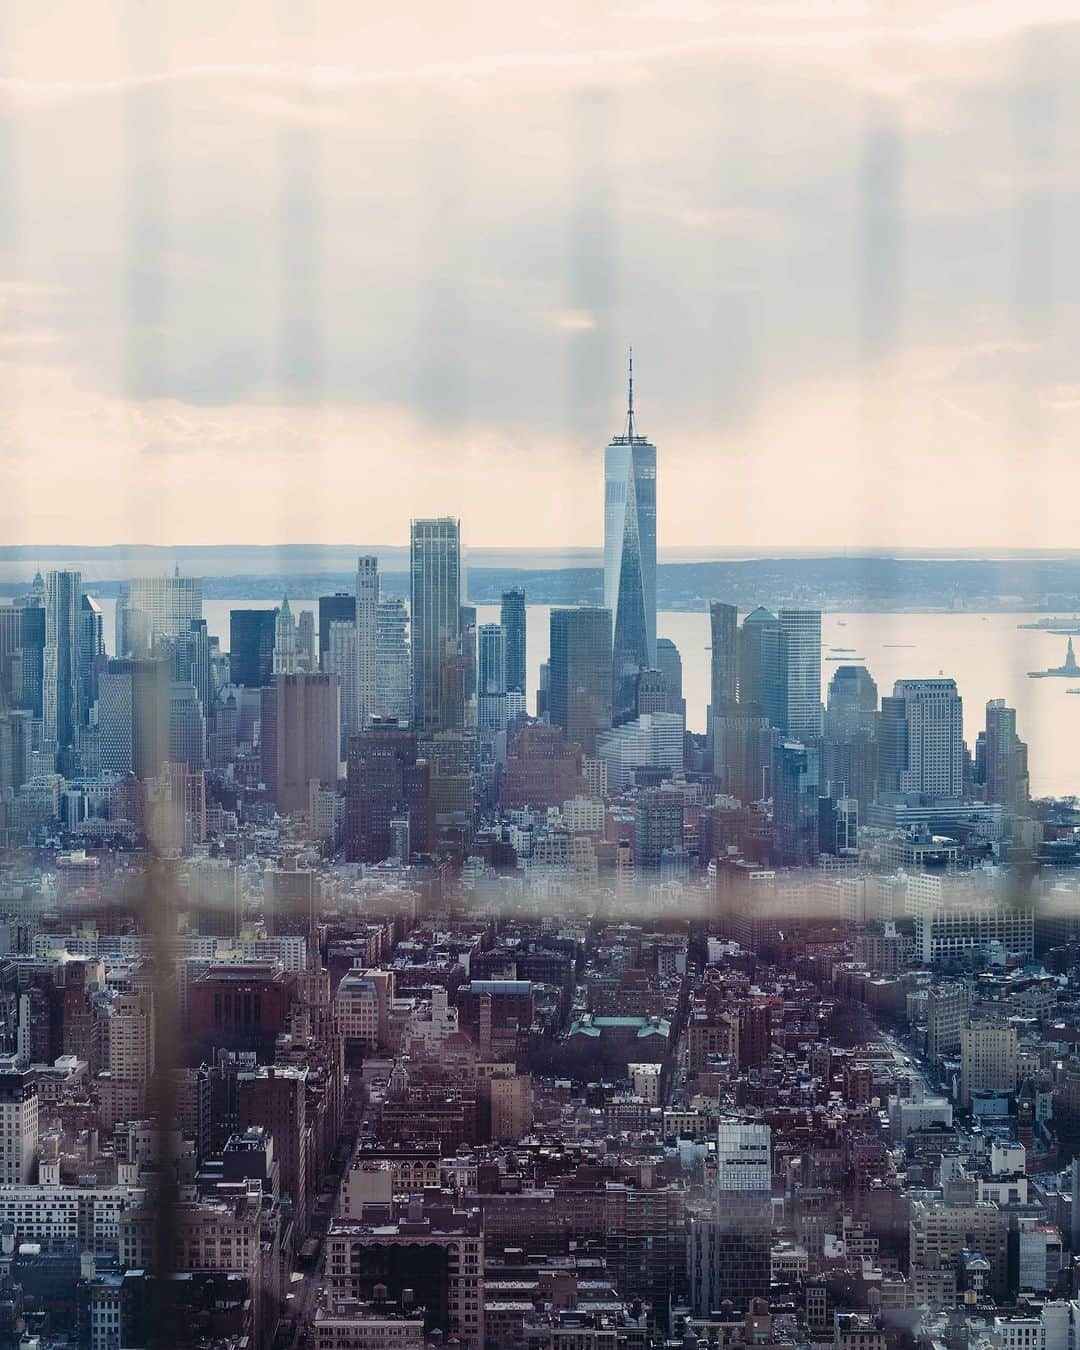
xmin=548 ymin=607 xmax=613 ymax=755
xmin=604 ymin=354 xmax=657 ymax=722
xmin=356 ymin=555 xmax=379 ymax=726
xmin=633 ymin=790 xmax=684 ymax=872
xmin=345 ymin=722 xmax=433 ymax=863
xmin=43 ymin=569 xmax=81 ymax=755
xmin=716 ymin=1120 xmax=772 ymax=1189
xmin=826 ymin=664 xmax=878 ymax=737
xmin=984 ymin=699 xmax=1030 ymax=810
xmin=818 ymin=792 xmax=858 ymax=854
xmin=77 ymin=594 xmax=105 ymax=727
xmin=261 ymin=672 xmax=341 ymax=814
xmin=0 ymin=606 xmax=19 ymax=703
xmin=772 ymin=740 xmax=820 ymax=866
xmin=656 ymin=637 xmax=685 ymax=719
xmin=0 ymin=1070 xmax=38 ymax=1184
xmin=325 ymin=619 xmax=361 ymax=756
xmin=709 ymin=601 xmax=739 ymax=714
xmin=273 ymin=597 xmax=300 ymax=674
xmin=822 ymin=663 xmax=879 ymax=811
xmin=778 ymin=610 xmax=822 ymax=740
xmin=689 ymin=1120 xmax=772 ymax=1313
xmin=17 ymin=603 xmax=45 ymax=719
xmin=169 ymin=682 xmax=208 ymax=770
xmin=296 ymin=609 xmax=316 ymax=671
xmin=737 ymin=606 xmax=785 ymax=725
xmin=460 ymin=604 xmax=478 ymax=719
xmin=879 ymin=678 xmax=965 ymax=798
xmin=477 ymin=623 xmax=508 ymax=730
xmin=0 ymin=708 xmax=31 ymax=795
xmin=108 ymin=989 xmax=156 ymax=1089
xmin=229 ymin=609 xmax=277 ymax=687
xmin=635 ymin=668 xmax=667 ymax=715
xmin=376 ymin=598 xmax=410 ymax=722
xmin=326 ymin=618 xmax=361 ymax=756
xmin=163 ymin=618 xmax=211 ymax=714
xmin=712 ymin=709 xmax=773 ymax=804
xmin=411 ymin=518 xmax=462 ymax=737
xmin=318 ymin=592 xmax=355 ymax=666
xmin=536 ymin=661 xmax=549 ymax=720
xmin=98 ymin=658 xmax=169 ymax=778
xmin=120 ymin=572 xmax=203 ymax=656
xmin=500 ymin=587 xmax=527 ymax=693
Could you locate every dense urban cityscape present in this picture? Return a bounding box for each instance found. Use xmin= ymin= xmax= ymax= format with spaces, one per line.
xmin=0 ymin=381 xmax=1080 ymax=1350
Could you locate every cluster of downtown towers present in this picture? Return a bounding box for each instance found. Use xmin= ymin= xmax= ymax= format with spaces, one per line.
xmin=0 ymin=383 xmax=1030 ymax=866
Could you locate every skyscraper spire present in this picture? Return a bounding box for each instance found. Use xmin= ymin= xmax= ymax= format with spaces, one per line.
xmin=626 ymin=346 xmax=635 ymax=439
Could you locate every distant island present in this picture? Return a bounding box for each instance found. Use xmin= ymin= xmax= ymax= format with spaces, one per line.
xmin=5 ymin=548 xmax=1080 ymax=612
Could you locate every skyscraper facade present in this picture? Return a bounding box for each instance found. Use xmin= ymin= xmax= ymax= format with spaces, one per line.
xmin=17 ymin=604 xmax=45 ymax=720
xmin=984 ymin=699 xmax=1029 ymax=811
xmin=737 ymin=607 xmax=785 ymax=725
xmin=709 ymin=601 xmax=739 ymax=714
xmin=356 ymin=555 xmax=379 ymax=727
xmin=826 ymin=664 xmax=879 ymax=737
xmin=500 ymin=587 xmax=527 ymax=694
xmin=410 ymin=518 xmax=462 ymax=737
xmin=318 ymin=593 xmax=355 ymax=665
xmin=273 ymin=598 xmax=300 ymax=674
xmin=477 ymin=623 xmax=508 ymax=731
xmin=656 ymin=637 xmax=685 ymax=719
xmin=43 ymin=569 xmax=81 ymax=756
xmin=229 ymin=609 xmax=278 ymax=688
xmin=376 ymin=598 xmax=411 ymax=723
xmin=345 ymin=723 xmax=433 ymax=864
xmin=604 ymin=359 xmax=656 ymax=722
xmin=879 ymin=678 xmax=965 ymax=798
xmin=168 ymin=682 xmax=208 ymax=770
xmin=772 ymin=740 xmax=820 ymax=866
xmin=120 ymin=573 xmax=203 ymax=656
xmin=261 ymin=672 xmax=341 ymax=814
xmin=548 ymin=607 xmax=613 ymax=755
xmin=325 ymin=620 xmax=360 ymax=757
xmin=778 ymin=610 xmax=822 ymax=740
xmin=98 ymin=658 xmax=169 ymax=779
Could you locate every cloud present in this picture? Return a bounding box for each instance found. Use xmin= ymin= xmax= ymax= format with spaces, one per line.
xmin=2 ymin=0 xmax=1080 ymax=546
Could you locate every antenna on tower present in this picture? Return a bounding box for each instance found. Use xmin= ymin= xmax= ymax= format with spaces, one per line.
xmin=626 ymin=346 xmax=635 ymax=439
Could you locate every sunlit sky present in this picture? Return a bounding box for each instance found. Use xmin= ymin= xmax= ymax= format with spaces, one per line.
xmin=1 ymin=1 xmax=1079 ymax=550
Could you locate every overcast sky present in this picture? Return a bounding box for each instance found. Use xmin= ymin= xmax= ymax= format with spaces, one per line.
xmin=1 ymin=1 xmax=1078 ymax=550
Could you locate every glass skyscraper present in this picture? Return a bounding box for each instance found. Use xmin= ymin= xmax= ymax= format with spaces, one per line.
xmin=499 ymin=587 xmax=527 ymax=694
xmin=604 ymin=356 xmax=656 ymax=723
xmin=548 ymin=606 xmax=613 ymax=755
xmin=43 ymin=569 xmax=81 ymax=756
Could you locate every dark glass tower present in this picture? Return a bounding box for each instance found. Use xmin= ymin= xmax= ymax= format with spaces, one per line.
xmin=229 ymin=609 xmax=278 ymax=688
xmin=548 ymin=607 xmax=613 ymax=755
xmin=500 ymin=587 xmax=527 ymax=693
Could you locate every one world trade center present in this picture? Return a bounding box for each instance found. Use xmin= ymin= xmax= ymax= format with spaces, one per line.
xmin=604 ymin=352 xmax=657 ymax=724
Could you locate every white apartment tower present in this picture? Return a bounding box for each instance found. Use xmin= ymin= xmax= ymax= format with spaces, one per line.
xmin=0 ymin=1071 xmax=38 ymax=1185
